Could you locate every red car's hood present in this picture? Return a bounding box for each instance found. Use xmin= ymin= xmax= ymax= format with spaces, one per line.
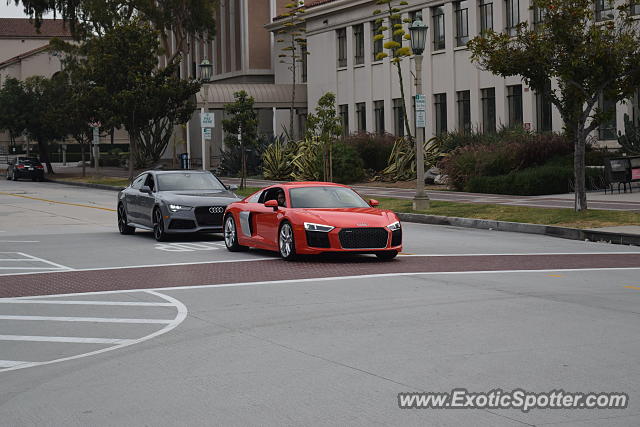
xmin=294 ymin=208 xmax=396 ymax=228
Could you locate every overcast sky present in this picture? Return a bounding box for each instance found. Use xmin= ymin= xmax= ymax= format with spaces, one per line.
xmin=1 ymin=1 xmax=53 ymax=18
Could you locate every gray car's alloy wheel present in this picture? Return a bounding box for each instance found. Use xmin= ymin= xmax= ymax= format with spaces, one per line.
xmin=279 ymin=221 xmax=296 ymax=261
xmin=117 ymin=204 xmax=135 ymax=235
xmin=153 ymin=208 xmax=167 ymax=242
xmin=224 ymin=215 xmax=246 ymax=252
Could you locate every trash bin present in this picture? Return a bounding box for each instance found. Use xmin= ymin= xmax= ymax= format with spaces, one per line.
xmin=180 ymin=153 xmax=189 ymax=169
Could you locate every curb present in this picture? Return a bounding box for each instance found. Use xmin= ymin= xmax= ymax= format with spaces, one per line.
xmin=46 ymin=178 xmax=124 ymax=192
xmin=397 ymin=213 xmax=640 ymax=247
xmin=44 ymin=179 xmax=640 ymax=247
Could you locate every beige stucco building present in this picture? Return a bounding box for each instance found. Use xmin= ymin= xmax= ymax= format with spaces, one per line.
xmin=269 ymin=0 xmax=640 ymax=145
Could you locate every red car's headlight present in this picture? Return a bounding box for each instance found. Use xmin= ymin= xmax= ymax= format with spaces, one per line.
xmin=387 ymin=221 xmax=401 ymax=231
xmin=304 ymin=222 xmax=335 ymax=232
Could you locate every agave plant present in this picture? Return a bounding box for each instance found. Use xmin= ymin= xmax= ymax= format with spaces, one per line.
xmin=262 ymin=136 xmax=294 ymax=180
xmin=291 ymin=136 xmax=323 ymax=181
xmin=378 ymin=136 xmax=445 ymax=181
xmin=617 ymin=114 xmax=640 ymax=155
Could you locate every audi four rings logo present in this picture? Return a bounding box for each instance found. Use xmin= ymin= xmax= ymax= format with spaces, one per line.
xmin=209 ymin=206 xmax=224 ymax=214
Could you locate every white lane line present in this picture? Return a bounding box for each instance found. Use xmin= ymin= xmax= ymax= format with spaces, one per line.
xmin=0 ymin=241 xmax=40 ymax=243
xmin=0 ymin=290 xmax=188 ymax=374
xmin=0 ymin=257 xmax=277 ymax=277
xmin=0 ymin=300 xmax=174 ymax=306
xmin=0 ymin=360 xmax=31 ymax=368
xmin=16 ymin=252 xmax=73 ymax=271
xmin=0 ymin=315 xmax=173 ymax=324
xmin=0 ymin=259 xmax=46 ymax=262
xmin=0 ymin=267 xmax=68 ymax=270
xmin=0 ymin=335 xmax=134 ymax=345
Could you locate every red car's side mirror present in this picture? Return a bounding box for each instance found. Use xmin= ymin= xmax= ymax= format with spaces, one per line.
xmin=264 ymin=199 xmax=279 ymax=210
xmin=369 ymin=199 xmax=379 ymax=207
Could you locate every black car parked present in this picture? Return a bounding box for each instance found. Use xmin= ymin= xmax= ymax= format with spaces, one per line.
xmin=6 ymin=157 xmax=45 ymax=181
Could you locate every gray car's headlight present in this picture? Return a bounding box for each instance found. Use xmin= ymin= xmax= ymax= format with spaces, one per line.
xmin=304 ymin=222 xmax=335 ymax=232
xmin=168 ymin=204 xmax=193 ymax=212
xmin=387 ymin=221 xmax=401 ymax=231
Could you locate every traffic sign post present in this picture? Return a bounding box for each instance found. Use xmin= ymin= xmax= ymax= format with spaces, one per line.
xmin=200 ymin=109 xmax=215 ymax=170
xmin=91 ymin=125 xmax=100 ymax=173
xmin=415 ymin=94 xmax=426 ymax=128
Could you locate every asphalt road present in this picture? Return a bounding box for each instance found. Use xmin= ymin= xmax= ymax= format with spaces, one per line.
xmin=1 ymin=180 xmax=640 ymax=426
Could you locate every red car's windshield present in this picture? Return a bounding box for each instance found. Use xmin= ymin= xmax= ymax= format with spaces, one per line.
xmin=289 ymin=186 xmax=370 ymax=209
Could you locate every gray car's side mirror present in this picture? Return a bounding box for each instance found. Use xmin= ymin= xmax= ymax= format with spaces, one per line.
xmin=140 ymin=185 xmax=152 ymax=193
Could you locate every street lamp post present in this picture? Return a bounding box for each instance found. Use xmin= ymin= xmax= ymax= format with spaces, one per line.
xmin=409 ymin=12 xmax=430 ymax=210
xmin=198 ymin=59 xmax=213 ymax=170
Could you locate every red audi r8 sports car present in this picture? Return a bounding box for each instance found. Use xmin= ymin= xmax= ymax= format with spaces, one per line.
xmin=223 ymin=182 xmax=402 ymax=260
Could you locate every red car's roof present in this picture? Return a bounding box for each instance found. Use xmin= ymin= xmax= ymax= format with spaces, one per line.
xmin=274 ymin=182 xmax=349 ymax=188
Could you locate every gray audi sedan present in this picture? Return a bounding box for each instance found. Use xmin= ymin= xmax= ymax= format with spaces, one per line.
xmin=117 ymin=170 xmax=240 ymax=241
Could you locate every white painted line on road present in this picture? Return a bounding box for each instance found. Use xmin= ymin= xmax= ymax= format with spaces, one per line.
xmin=0 ymin=335 xmax=134 ymax=345
xmin=0 ymin=290 xmax=188 ymax=374
xmin=0 ymin=315 xmax=173 ymax=324
xmin=0 ymin=299 xmax=175 ymax=306
xmin=0 ymin=241 xmax=40 ymax=243
xmin=17 ymin=252 xmax=73 ymax=271
xmin=0 ymin=259 xmax=39 ymax=262
xmin=0 ymin=257 xmax=277 ymax=277
xmin=0 ymin=360 xmax=31 ymax=368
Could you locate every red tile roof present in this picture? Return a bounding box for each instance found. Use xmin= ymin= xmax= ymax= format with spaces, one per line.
xmin=0 ymin=18 xmax=72 ymax=38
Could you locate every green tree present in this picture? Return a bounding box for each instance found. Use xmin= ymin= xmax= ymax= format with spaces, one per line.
xmin=21 ymin=75 xmax=70 ymax=173
xmin=305 ymin=92 xmax=342 ymax=181
xmin=373 ymin=0 xmax=412 ymax=140
xmin=467 ymin=0 xmax=640 ymax=211
xmin=55 ymin=20 xmax=200 ymax=180
xmin=276 ymin=0 xmax=307 ymax=138
xmin=0 ymin=78 xmax=29 ymax=150
xmin=222 ymin=90 xmax=258 ymax=189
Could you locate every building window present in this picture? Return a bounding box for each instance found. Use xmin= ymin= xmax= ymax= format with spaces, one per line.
xmin=632 ymin=1 xmax=640 ymax=15
xmin=374 ymin=100 xmax=385 ymax=134
xmin=336 ymin=28 xmax=347 ymax=67
xmin=598 ymin=94 xmax=617 ymax=140
xmin=393 ymin=98 xmax=405 ymax=137
xmin=432 ymin=6 xmax=445 ymax=51
xmin=353 ymin=24 xmax=364 ymax=65
xmin=507 ymin=84 xmax=523 ymax=127
xmin=372 ymin=20 xmax=383 ymax=61
xmin=479 ymin=0 xmax=493 ymax=33
xmin=481 ymin=87 xmax=496 ymax=133
xmin=456 ymin=90 xmax=471 ymax=133
xmin=339 ymin=104 xmax=349 ymax=136
xmin=434 ymin=93 xmax=447 ymax=136
xmin=505 ymin=0 xmax=519 ymax=36
xmin=535 ymin=81 xmax=553 ymax=132
xmin=595 ymin=0 xmax=614 ymax=21
xmin=356 ymin=102 xmax=367 ymax=132
xmin=533 ymin=6 xmax=547 ymax=30
xmin=455 ymin=1 xmax=469 ymax=47
xmin=301 ymin=45 xmax=308 ymax=83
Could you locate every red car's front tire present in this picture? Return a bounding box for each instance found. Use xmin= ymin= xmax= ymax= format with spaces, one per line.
xmin=376 ymin=250 xmax=398 ymax=261
xmin=278 ymin=221 xmax=297 ymax=261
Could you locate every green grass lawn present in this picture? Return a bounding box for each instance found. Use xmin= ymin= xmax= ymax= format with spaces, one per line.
xmin=57 ymin=176 xmax=130 ymax=187
xmin=56 ymin=179 xmax=639 ymax=230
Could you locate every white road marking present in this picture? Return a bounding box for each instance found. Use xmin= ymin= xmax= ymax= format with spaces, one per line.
xmin=0 ymin=315 xmax=173 ymax=324
xmin=0 ymin=290 xmax=188 ymax=374
xmin=0 ymin=335 xmax=134 ymax=345
xmin=0 ymin=267 xmax=70 ymax=270
xmin=0 ymin=300 xmax=174 ymax=306
xmin=16 ymin=252 xmax=73 ymax=271
xmin=0 ymin=259 xmax=46 ymax=262
xmin=0 ymin=241 xmax=40 ymax=243
xmin=154 ymin=242 xmax=222 ymax=252
xmin=0 ymin=360 xmax=30 ymax=368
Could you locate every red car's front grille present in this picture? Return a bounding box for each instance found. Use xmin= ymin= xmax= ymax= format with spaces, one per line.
xmin=338 ymin=227 xmax=388 ymax=249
